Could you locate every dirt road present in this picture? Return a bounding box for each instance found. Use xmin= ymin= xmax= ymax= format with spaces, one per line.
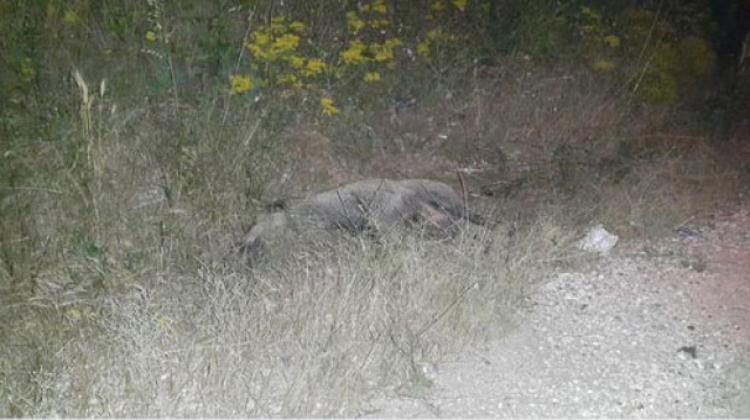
xmin=368 ymin=200 xmax=750 ymax=417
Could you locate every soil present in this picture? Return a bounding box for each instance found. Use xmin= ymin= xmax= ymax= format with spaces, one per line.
xmin=365 ymin=197 xmax=750 ymax=417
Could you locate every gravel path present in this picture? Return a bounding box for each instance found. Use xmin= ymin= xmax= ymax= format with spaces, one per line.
xmin=367 ymin=202 xmax=750 ymax=417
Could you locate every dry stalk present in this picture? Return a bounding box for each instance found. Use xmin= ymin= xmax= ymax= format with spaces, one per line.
xmin=73 ymin=69 xmax=101 ymax=238
xmin=456 ymin=169 xmax=468 ymax=222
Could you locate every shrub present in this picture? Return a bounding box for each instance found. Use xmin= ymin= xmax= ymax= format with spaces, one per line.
xmin=576 ymin=4 xmax=718 ymax=104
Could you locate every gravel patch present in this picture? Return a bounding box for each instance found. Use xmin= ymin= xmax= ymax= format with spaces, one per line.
xmin=367 ymin=203 xmax=750 ymax=417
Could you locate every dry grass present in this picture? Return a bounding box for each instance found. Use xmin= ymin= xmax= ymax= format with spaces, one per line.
xmin=2 ymin=1 xmax=749 ymax=416
xmin=1 ymin=51 xmax=748 ymax=418
xmin=587 ymin=135 xmax=744 ymax=238
xmin=1 ymin=218 xmax=577 ymax=417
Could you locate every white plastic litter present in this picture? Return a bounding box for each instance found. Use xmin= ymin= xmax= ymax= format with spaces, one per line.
xmin=578 ymin=224 xmax=619 ymax=255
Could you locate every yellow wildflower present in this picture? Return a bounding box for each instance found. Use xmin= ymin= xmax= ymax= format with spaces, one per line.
xmin=341 ymin=40 xmax=368 ymax=64
xmin=416 ymin=41 xmax=431 ymax=57
xmin=604 ymin=35 xmax=621 ymax=48
xmin=247 ymin=43 xmax=268 ymax=60
xmin=45 ymin=3 xmax=57 ymax=19
xmin=270 ymin=16 xmax=286 ymax=34
xmin=592 ymin=59 xmax=615 ymax=73
xmin=320 ymin=97 xmax=339 ymax=116
xmin=63 ymin=9 xmax=79 ymax=25
xmin=270 ymin=33 xmax=300 ymax=55
xmin=303 ymin=58 xmax=326 ymax=77
xmin=453 ymin=0 xmax=468 ymax=10
xmin=277 ymin=73 xmax=302 ymax=89
xmin=372 ymin=0 xmax=388 ymax=14
xmin=230 ymin=74 xmax=253 ymax=94
xmin=373 ymin=46 xmax=394 ymax=62
xmin=370 ymin=19 xmax=390 ymax=29
xmin=289 ymin=21 xmax=306 ymax=33
xmin=581 ymin=6 xmax=601 ymax=20
xmin=252 ymin=31 xmax=271 ymax=46
xmin=20 ymin=58 xmax=35 ymax=83
xmin=145 ymin=31 xmax=157 ymax=43
xmin=347 ymin=11 xmax=365 ymax=34
xmin=385 ymin=38 xmax=403 ymax=49
xmin=363 ymin=72 xmax=381 ymax=83
xmin=289 ymin=55 xmax=305 ymax=69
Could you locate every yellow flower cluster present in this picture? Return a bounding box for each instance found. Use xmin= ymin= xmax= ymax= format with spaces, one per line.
xmin=342 ymin=40 xmax=368 ymax=65
xmin=240 ymin=15 xmax=328 ymax=93
xmin=339 ymin=1 xmax=404 ymax=90
xmin=361 ymin=0 xmax=388 ymax=14
xmin=230 ymin=74 xmax=253 ymax=94
xmin=579 ymin=6 xmax=621 ymax=75
xmin=231 ymin=1 xmax=481 ymax=118
xmin=363 ymin=72 xmax=381 ymax=83
xmin=422 ymin=0 xmax=470 ymax=59
xmin=581 ymin=7 xmax=601 ymax=20
xmin=289 ymin=21 xmax=305 ymax=32
xmin=289 ymin=55 xmax=305 ymax=69
xmin=275 ymin=73 xmax=300 ymax=89
xmin=269 ymin=33 xmax=300 ymax=56
xmin=592 ymin=59 xmax=615 ymax=73
xmin=320 ymin=97 xmax=339 ymax=116
xmin=341 ymin=38 xmax=401 ymax=68
xmin=248 ymin=32 xmax=300 ymax=61
xmin=429 ymin=0 xmax=469 ymax=20
xmin=145 ymin=31 xmax=157 ymax=43
xmin=347 ymin=0 xmax=391 ymax=35
xmin=63 ymin=9 xmax=80 ymax=25
xmin=417 ymin=41 xmax=431 ymax=57
xmin=20 ymin=58 xmax=36 ymax=84
xmin=603 ymin=35 xmax=621 ymax=48
xmin=246 ymin=16 xmax=307 ymax=62
xmin=235 ymin=15 xmax=339 ymax=117
xmin=338 ymin=0 xmax=404 ymax=88
xmin=302 ymin=58 xmax=326 ymax=77
xmin=346 ymin=11 xmax=366 ymax=34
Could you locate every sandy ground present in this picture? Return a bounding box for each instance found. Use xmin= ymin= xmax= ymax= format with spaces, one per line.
xmin=366 ymin=199 xmax=750 ymax=417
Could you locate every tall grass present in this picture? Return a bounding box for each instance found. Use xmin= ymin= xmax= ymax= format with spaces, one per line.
xmin=1 ymin=220 xmax=580 ymax=416
xmin=1 ymin=1 xmax=747 ymax=416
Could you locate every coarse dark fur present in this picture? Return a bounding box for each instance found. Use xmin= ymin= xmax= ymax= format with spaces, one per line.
xmin=239 ymin=179 xmax=484 ymax=262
